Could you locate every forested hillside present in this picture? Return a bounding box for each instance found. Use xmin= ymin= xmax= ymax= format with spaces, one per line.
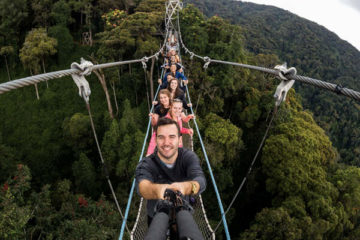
xmin=184 ymin=0 xmax=360 ymax=166
xmin=1 ymin=0 xmax=360 ymax=239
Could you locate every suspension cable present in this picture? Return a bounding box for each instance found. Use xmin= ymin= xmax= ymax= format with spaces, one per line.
xmin=118 ymin=83 xmax=162 ymax=240
xmin=80 ymin=88 xmax=131 ymax=235
xmin=0 ymin=49 xmax=166 ymax=95
xmin=184 ymin=85 xmax=231 ymax=240
xmin=177 ymin=10 xmax=231 ymax=239
xmin=213 ymin=103 xmax=280 ymax=233
xmin=178 ymin=31 xmax=360 ymax=101
xmin=119 ymin=24 xmax=169 ymax=240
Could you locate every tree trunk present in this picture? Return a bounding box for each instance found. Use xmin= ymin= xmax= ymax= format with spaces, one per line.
xmin=4 ymin=55 xmax=11 ymax=81
xmin=110 ymin=80 xmax=119 ymax=116
xmin=93 ymin=70 xmax=114 ymax=119
xmin=149 ymin=57 xmax=155 ymax=101
xmin=129 ymin=64 xmax=132 ymax=75
xmin=34 ymin=84 xmax=40 ymax=100
xmin=30 ymin=69 xmax=40 ymax=100
xmin=42 ymin=58 xmax=49 ymax=88
xmin=134 ymin=76 xmax=138 ymax=106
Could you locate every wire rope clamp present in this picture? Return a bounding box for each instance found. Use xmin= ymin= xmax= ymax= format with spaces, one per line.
xmin=154 ymin=52 xmax=159 ymax=60
xmin=141 ymin=57 xmax=149 ymax=69
xmin=190 ymin=52 xmax=194 ymax=60
xmin=203 ymin=56 xmax=211 ymax=69
xmin=273 ymin=63 xmax=296 ymax=106
xmin=71 ymin=58 xmax=93 ymax=103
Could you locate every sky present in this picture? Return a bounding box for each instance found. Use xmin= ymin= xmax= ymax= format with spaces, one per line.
xmin=242 ymin=0 xmax=360 ymax=51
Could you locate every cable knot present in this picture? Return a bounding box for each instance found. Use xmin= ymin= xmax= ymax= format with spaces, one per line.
xmin=335 ymin=84 xmax=343 ymax=94
xmin=274 ymin=62 xmax=297 ymax=80
xmin=203 ymin=56 xmax=211 ymax=69
xmin=273 ymin=62 xmax=296 ymax=107
xmin=190 ymin=52 xmax=194 ymax=60
xmin=141 ymin=57 xmax=149 ymax=69
xmin=71 ymin=58 xmax=93 ymax=103
xmin=154 ymin=52 xmax=159 ymax=60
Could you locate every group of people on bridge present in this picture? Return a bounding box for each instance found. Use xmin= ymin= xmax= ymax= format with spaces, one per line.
xmin=135 ymin=33 xmax=206 ymax=240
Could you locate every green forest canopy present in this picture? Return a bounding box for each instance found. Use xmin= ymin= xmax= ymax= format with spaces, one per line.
xmin=1 ymin=0 xmax=360 ymax=239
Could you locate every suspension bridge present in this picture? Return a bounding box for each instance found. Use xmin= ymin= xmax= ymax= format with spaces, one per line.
xmin=0 ymin=1 xmax=359 ymax=239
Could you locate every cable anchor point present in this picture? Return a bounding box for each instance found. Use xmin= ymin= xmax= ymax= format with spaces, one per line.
xmin=71 ymin=58 xmax=93 ymax=103
xmin=190 ymin=52 xmax=194 ymax=60
xmin=141 ymin=57 xmax=149 ymax=69
xmin=273 ymin=63 xmax=297 ymax=106
xmin=203 ymin=56 xmax=211 ymax=69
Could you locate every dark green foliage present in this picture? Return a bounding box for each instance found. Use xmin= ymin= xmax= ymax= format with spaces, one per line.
xmin=48 ymin=25 xmax=74 ymax=63
xmin=51 ymin=0 xmax=73 ymax=26
xmin=72 ymin=153 xmax=99 ymax=196
xmin=185 ymin=0 xmax=360 ymax=166
xmin=0 ymin=0 xmax=28 ymax=46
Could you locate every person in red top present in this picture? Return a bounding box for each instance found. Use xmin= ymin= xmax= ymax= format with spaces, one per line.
xmin=146 ymin=99 xmax=194 ymax=156
xmin=164 ymin=99 xmax=194 ymax=137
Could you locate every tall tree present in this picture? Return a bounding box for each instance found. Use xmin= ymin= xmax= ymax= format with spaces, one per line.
xmin=19 ymin=28 xmax=57 ymax=97
xmin=0 ymin=46 xmax=14 ymax=81
xmin=31 ymin=0 xmax=54 ymax=28
xmin=0 ymin=0 xmax=28 ymax=48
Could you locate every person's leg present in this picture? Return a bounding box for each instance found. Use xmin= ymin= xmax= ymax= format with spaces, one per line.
xmin=147 ymin=215 xmax=153 ymax=227
xmin=145 ymin=213 xmax=169 ymax=240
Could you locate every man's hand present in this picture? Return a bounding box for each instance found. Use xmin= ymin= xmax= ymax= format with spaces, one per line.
xmin=168 ymin=182 xmax=189 ymax=195
xmin=183 ymin=80 xmax=189 ymax=85
xmin=158 ymin=184 xmax=171 ymax=199
xmin=158 ymin=78 xmax=162 ymax=85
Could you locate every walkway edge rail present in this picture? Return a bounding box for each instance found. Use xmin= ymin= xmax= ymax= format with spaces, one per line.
xmin=185 ymin=85 xmax=232 ymax=240
xmin=118 ymin=75 xmax=163 ymax=240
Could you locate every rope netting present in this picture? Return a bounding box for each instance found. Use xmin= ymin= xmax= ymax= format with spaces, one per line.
xmin=130 ymin=195 xmax=215 ymax=240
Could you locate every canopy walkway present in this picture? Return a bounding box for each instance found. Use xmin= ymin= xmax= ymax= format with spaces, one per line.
xmin=1 ymin=1 xmax=360 ymax=240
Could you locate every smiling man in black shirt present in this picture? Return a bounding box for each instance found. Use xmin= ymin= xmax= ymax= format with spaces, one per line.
xmin=135 ymin=117 xmax=206 ymax=218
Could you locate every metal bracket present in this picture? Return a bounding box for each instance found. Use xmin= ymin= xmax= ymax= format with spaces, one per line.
xmin=273 ymin=63 xmax=297 ymax=106
xmin=141 ymin=57 xmax=149 ymax=69
xmin=71 ymin=58 xmax=93 ymax=103
xmin=274 ymin=79 xmax=295 ymax=106
xmin=274 ymin=63 xmax=297 ymax=80
xmin=203 ymin=56 xmax=211 ymax=69
xmin=190 ymin=52 xmax=194 ymax=60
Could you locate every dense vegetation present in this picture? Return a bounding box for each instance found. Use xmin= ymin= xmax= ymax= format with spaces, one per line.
xmin=1 ymin=0 xmax=360 ymax=239
xmin=185 ymin=0 xmax=360 ymax=166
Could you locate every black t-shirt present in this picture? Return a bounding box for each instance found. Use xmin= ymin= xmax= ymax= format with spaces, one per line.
xmin=154 ymin=104 xmax=169 ymax=117
xmin=135 ymin=148 xmax=206 ymax=217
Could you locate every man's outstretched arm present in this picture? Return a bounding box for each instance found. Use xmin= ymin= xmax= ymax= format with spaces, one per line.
xmin=138 ymin=179 xmax=171 ymax=200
